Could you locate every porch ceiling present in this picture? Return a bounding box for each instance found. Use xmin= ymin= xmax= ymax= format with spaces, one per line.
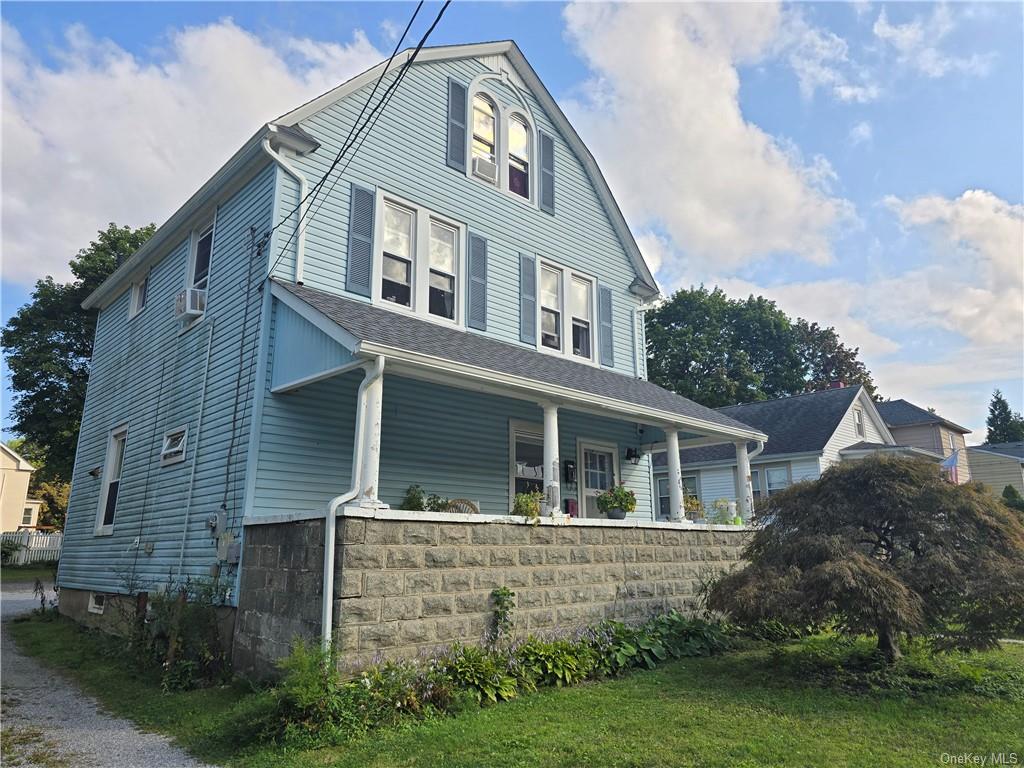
xmin=270 ymin=279 xmax=766 ymax=443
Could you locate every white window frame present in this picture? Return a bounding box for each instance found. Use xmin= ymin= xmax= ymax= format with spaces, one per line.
xmin=657 ymin=473 xmax=699 ymax=519
xmin=95 ymin=423 xmax=128 ymax=536
xmin=853 ymin=408 xmax=865 ymax=438
xmin=372 ymin=189 xmax=467 ymax=328
xmin=186 ymin=220 xmax=215 ymax=318
xmin=465 ymin=81 xmax=539 ymax=209
xmin=750 ymin=468 xmax=762 ymax=503
xmin=160 ymin=425 xmax=189 ymax=467
xmin=88 ymin=592 xmax=106 ymax=615
xmin=577 ymin=439 xmax=620 ymax=519
xmin=22 ymin=507 xmax=33 ymax=526
xmin=506 ymin=111 xmax=533 ymax=202
xmin=470 ymin=92 xmax=499 ymax=185
xmin=535 ymin=259 xmax=598 ymax=365
xmin=947 ymin=431 xmax=956 ymax=452
xmin=508 ymin=420 xmax=544 ymax=513
xmin=765 ymin=465 xmax=791 ymax=497
xmin=129 ymin=274 xmax=149 ymax=319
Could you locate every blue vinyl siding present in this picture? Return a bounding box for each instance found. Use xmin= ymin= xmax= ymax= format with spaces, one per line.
xmin=270 ymin=302 xmax=355 ymax=390
xmin=269 ymin=55 xmax=645 ymax=378
xmin=59 ymin=163 xmax=276 ymax=597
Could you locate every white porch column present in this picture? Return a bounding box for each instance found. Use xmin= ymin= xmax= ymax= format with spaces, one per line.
xmin=734 ymin=441 xmax=753 ymax=523
xmin=665 ymin=429 xmax=684 ymax=522
xmin=358 ymin=372 xmax=385 ymax=505
xmin=542 ymin=403 xmax=561 ymax=517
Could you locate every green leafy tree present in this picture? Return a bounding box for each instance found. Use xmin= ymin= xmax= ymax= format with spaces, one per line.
xmin=792 ymin=319 xmax=877 ymax=399
xmin=709 ymin=457 xmax=1024 ymax=663
xmin=2 ymin=223 xmax=155 ymax=482
xmin=1002 ymin=485 xmax=1024 ymax=515
xmin=986 ymin=389 xmax=1024 ymax=444
xmin=646 ymin=287 xmax=877 ymax=407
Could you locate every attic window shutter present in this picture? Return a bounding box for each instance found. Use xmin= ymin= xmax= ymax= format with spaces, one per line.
xmin=446 ymin=78 xmax=468 ymax=172
xmin=538 ymin=130 xmax=555 ymax=215
xmin=467 ymin=233 xmax=488 ymax=330
xmin=599 ymin=285 xmax=614 ymax=367
xmin=346 ymin=182 xmax=375 ymax=297
xmin=519 ymin=253 xmax=536 ymax=344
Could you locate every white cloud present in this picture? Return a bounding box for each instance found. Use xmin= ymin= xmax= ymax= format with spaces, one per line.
xmin=563 ymin=2 xmax=853 ymax=271
xmin=873 ymin=6 xmax=995 ymax=78
xmin=1 ymin=19 xmax=382 ymax=285
xmin=848 ymin=120 xmax=873 ymax=146
xmin=379 ymin=19 xmax=401 ymax=46
xmin=776 ymin=9 xmax=880 ymax=103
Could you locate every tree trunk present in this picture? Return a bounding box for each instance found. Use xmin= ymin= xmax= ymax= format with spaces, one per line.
xmin=876 ymin=623 xmax=902 ymax=663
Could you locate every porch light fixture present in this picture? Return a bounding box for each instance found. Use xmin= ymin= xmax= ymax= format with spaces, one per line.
xmin=625 ymin=447 xmax=642 ymax=465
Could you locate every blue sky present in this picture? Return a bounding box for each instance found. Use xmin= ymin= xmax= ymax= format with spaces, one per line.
xmin=2 ymin=1 xmax=1022 ymax=440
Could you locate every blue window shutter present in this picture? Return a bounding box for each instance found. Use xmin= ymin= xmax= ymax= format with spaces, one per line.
xmin=467 ymin=233 xmax=488 ymax=330
xmin=599 ymin=285 xmax=614 ymax=367
xmin=519 ymin=253 xmax=537 ymax=344
xmin=538 ymin=131 xmax=555 ymax=215
xmin=446 ymin=78 xmax=468 ymax=172
xmin=346 ymin=182 xmax=374 ymax=297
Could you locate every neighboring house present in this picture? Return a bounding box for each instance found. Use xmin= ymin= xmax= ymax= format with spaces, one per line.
xmin=966 ymin=442 xmax=1024 ymax=497
xmin=58 ymin=41 xmax=765 ymax=672
xmin=0 ymin=443 xmax=43 ymax=531
xmin=875 ymin=399 xmax=972 ymax=483
xmin=652 ymin=385 xmax=940 ymax=517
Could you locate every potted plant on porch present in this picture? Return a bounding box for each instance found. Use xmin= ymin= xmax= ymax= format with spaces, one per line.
xmin=596 ymin=483 xmax=636 ymax=520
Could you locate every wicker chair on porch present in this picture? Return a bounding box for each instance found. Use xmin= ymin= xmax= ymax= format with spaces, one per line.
xmin=447 ymin=499 xmax=480 ymax=514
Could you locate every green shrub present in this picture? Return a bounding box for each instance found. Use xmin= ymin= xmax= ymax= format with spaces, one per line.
xmin=438 ymin=644 xmax=518 ymax=704
xmin=515 ymin=637 xmax=596 ymax=686
xmin=1 ymin=538 xmax=22 ymax=564
xmin=401 ymin=485 xmax=427 ymax=511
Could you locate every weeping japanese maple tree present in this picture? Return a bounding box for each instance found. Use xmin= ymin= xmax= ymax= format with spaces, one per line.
xmin=709 ymin=456 xmax=1024 ymax=662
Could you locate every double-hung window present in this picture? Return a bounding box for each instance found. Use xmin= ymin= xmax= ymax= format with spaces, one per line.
xmin=570 ymin=276 xmax=593 ymax=358
xmin=765 ymin=467 xmax=789 ymax=496
xmin=96 ymin=425 xmax=128 ymax=534
xmin=508 ymin=115 xmax=530 ymax=199
xmin=657 ymin=475 xmax=698 ymax=519
xmin=750 ymin=469 xmax=762 ymax=504
xmin=22 ymin=507 xmax=33 ymax=526
xmin=382 ymin=203 xmax=414 ymax=308
xmin=472 ymin=95 xmax=497 ymax=183
xmin=375 ymin=192 xmax=463 ymax=325
xmin=540 ymin=266 xmax=562 ymax=351
xmin=428 ymin=221 xmax=457 ymax=320
xmin=854 ymin=408 xmax=865 ymax=438
xmin=191 ymin=225 xmax=213 ymax=292
xmin=129 ymin=275 xmax=148 ymax=318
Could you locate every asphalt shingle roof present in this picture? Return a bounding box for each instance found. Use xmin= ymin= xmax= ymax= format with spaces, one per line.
xmin=651 ymin=385 xmax=863 ymax=467
xmin=277 ymin=281 xmax=758 ymax=435
xmin=875 ymin=399 xmax=970 ymax=433
xmin=969 ymin=441 xmax=1024 ymax=461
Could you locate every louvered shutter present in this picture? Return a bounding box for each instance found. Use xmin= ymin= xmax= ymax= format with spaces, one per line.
xmin=467 ymin=233 xmax=488 ymax=330
xmin=538 ymin=131 xmax=555 ymax=214
xmin=599 ymin=285 xmax=614 ymax=367
xmin=446 ymin=78 xmax=468 ymax=172
xmin=345 ymin=183 xmax=375 ymax=296
xmin=519 ymin=254 xmax=537 ymax=344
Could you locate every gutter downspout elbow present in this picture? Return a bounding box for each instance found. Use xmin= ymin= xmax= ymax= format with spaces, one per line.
xmin=261 ymin=138 xmax=308 ymax=285
xmin=749 ymin=439 xmax=765 ymax=460
xmin=321 ymin=356 xmax=385 ymax=652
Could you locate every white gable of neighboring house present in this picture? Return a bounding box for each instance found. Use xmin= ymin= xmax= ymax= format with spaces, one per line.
xmin=820 ymin=388 xmax=895 ymax=468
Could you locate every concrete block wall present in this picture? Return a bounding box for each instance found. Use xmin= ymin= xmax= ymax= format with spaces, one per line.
xmin=233 ymin=512 xmax=747 ymax=677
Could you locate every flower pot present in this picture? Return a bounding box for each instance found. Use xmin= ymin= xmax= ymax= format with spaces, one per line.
xmin=606 ymin=507 xmax=627 ymax=520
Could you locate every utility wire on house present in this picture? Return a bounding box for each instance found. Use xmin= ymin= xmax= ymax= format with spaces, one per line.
xmin=267 ymin=0 xmax=451 ymax=278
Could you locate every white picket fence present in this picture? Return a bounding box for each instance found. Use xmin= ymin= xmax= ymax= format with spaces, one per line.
xmin=1 ymin=531 xmax=63 ymax=565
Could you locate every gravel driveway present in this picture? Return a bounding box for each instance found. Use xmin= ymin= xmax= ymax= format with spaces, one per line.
xmin=1 ymin=580 xmax=214 ymax=768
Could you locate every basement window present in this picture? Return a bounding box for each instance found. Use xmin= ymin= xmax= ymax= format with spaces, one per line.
xmin=88 ymin=593 xmax=106 ymax=615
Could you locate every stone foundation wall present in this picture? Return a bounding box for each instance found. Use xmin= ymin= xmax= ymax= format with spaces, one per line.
xmin=233 ymin=512 xmax=748 ymax=678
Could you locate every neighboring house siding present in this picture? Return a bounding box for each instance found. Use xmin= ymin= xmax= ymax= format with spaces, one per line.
xmin=59 ymin=164 xmax=276 ymax=595
xmin=270 ymin=55 xmax=643 ymax=376
xmin=1 ymin=451 xmax=34 ymax=532
xmin=967 ymin=450 xmax=1023 ymax=495
xmin=698 ymin=467 xmax=735 ymax=505
xmin=888 ymin=424 xmax=941 ymax=454
xmin=821 ymin=391 xmax=888 ymax=467
xmin=790 ymin=457 xmax=822 ymax=483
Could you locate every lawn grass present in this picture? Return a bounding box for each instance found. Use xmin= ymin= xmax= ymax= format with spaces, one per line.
xmin=9 ymin=613 xmax=1024 ymax=768
xmin=1 ymin=562 xmax=58 ymax=585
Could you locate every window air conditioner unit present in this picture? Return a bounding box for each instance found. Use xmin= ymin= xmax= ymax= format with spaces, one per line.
xmin=174 ymin=288 xmax=206 ymax=320
xmin=472 ymin=156 xmax=498 ymax=184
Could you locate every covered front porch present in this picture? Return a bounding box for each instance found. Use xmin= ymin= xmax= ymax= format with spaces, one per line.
xmin=250 ymin=280 xmax=767 ymax=526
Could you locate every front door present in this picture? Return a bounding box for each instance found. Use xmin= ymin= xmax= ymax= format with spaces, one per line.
xmin=579 ymin=442 xmax=617 ymax=518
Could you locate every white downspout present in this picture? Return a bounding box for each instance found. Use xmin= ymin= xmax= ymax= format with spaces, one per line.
xmin=321 ymin=355 xmax=384 ymax=652
xmin=749 ymin=440 xmax=765 ymax=460
xmin=261 ymin=139 xmax=308 ymax=285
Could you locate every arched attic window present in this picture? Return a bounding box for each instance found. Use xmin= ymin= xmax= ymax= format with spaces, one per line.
xmin=471 ymin=94 xmax=498 ymax=184
xmin=508 ymin=114 xmax=531 ymax=199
